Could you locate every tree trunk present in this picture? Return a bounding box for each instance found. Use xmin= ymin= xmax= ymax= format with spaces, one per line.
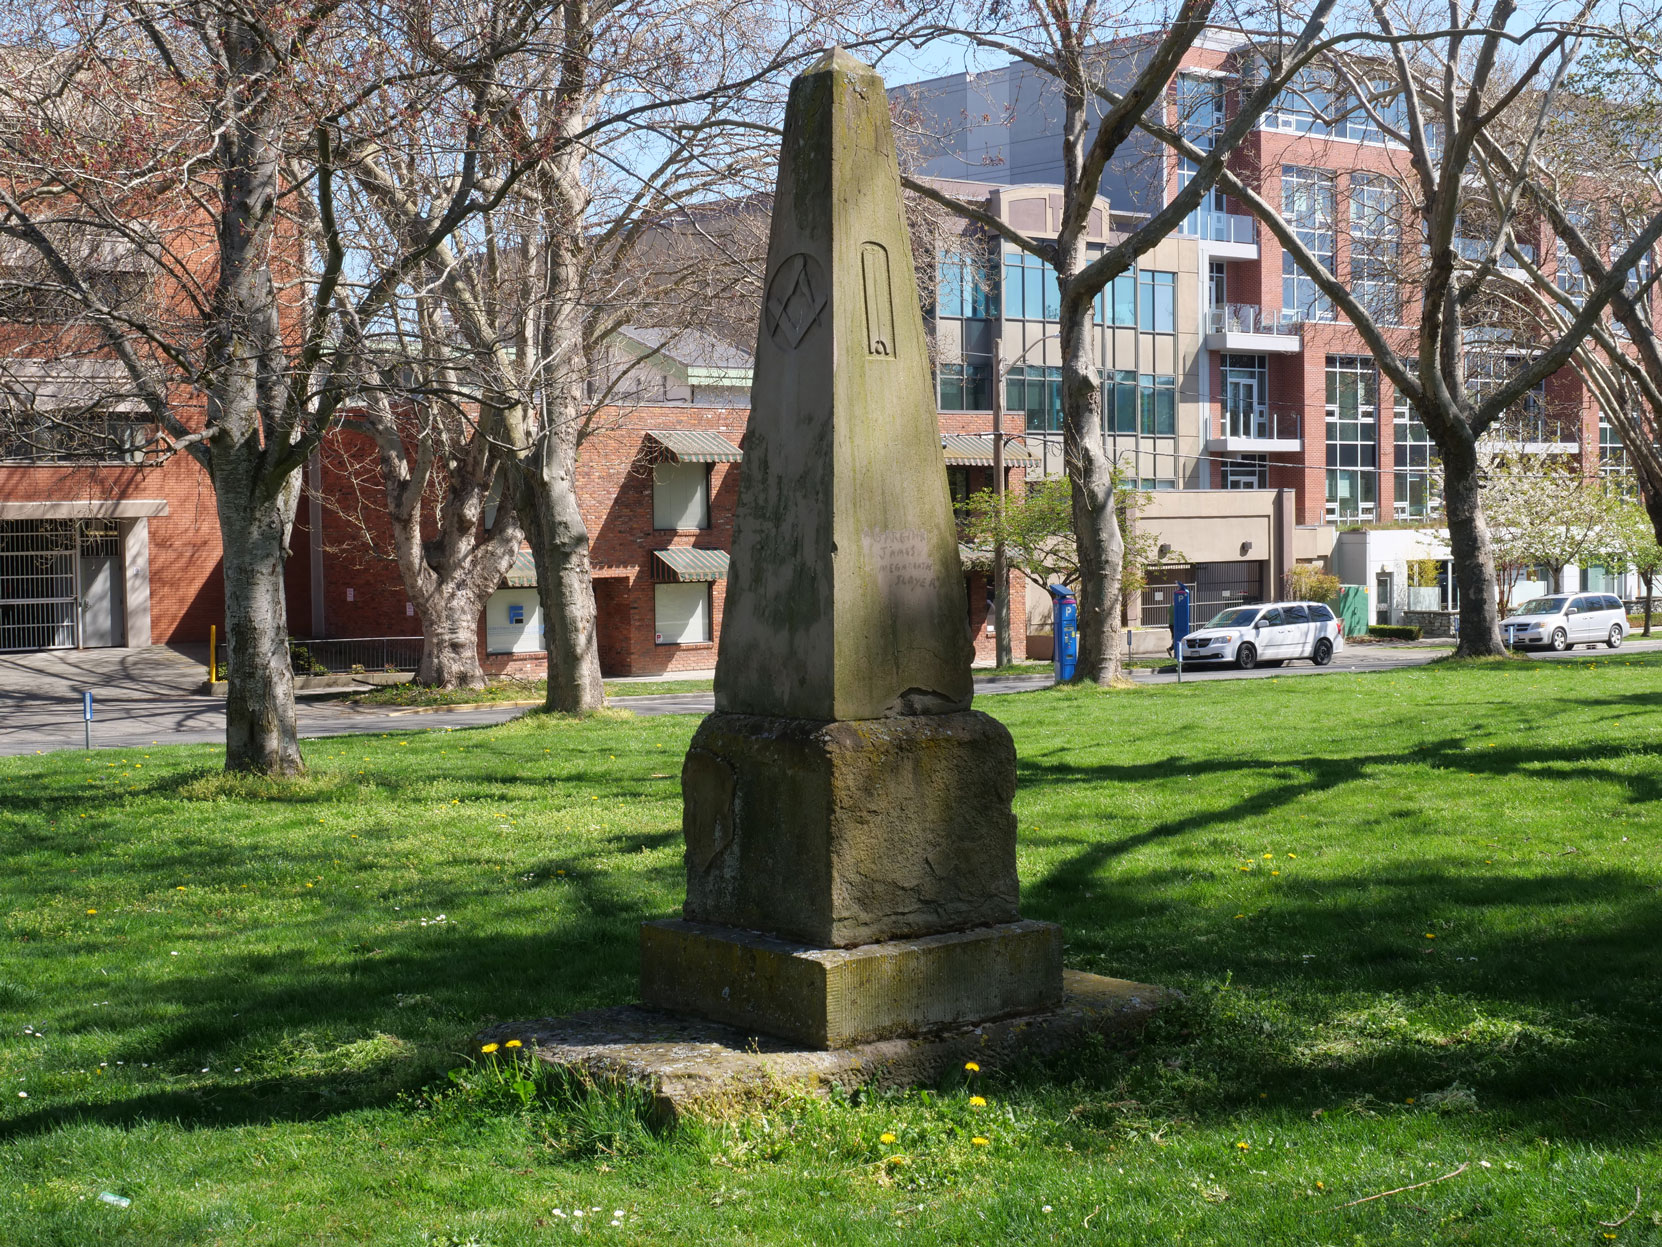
xmin=216 ymin=471 xmax=305 ymax=775
xmin=1441 ymin=449 xmax=1507 ymax=658
xmin=516 ymin=427 xmax=604 ymax=713
xmin=415 ymin=587 xmax=491 ymax=688
xmin=1060 ymin=307 xmax=1123 ymax=683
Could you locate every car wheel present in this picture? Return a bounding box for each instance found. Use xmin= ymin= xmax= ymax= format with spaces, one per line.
xmin=1608 ymin=625 xmax=1624 ymax=649
xmin=1312 ymin=638 xmax=1334 ymax=666
xmin=1550 ymin=627 xmax=1569 ymax=651
xmin=1235 ymin=642 xmax=1258 ymax=670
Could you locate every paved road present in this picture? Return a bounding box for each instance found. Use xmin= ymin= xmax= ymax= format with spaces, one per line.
xmin=3 ymin=637 xmax=1658 ymax=757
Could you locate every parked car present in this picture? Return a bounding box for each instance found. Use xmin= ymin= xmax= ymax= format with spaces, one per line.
xmin=1178 ymin=601 xmax=1345 ymax=670
xmin=1500 ymin=593 xmax=1627 ymax=651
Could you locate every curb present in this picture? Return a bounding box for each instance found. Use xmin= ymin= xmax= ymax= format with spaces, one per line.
xmin=384 ymin=699 xmax=543 ymax=716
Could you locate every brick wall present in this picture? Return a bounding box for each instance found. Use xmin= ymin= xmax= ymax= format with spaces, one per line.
xmin=310 ymin=403 xmax=1035 ymax=677
xmin=0 ymin=455 xmax=225 ymax=647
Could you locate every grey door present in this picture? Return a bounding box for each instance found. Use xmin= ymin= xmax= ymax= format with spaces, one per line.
xmin=79 ymin=554 xmax=124 ymax=647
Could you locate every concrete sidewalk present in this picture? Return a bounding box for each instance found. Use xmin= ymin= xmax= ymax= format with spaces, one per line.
xmin=0 ymin=645 xmax=211 ymax=707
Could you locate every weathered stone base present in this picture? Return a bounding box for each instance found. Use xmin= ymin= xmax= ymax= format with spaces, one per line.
xmin=681 ymin=710 xmax=1019 ymax=947
xmin=479 ymin=970 xmax=1177 ymax=1124
xmin=641 ymin=918 xmax=1062 ymax=1048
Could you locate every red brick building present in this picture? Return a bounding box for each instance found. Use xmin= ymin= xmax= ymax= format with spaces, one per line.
xmin=0 ymin=362 xmax=224 ymax=652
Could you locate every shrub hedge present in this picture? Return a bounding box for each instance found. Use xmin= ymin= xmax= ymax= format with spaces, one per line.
xmin=1367 ymin=624 xmax=1423 ymax=640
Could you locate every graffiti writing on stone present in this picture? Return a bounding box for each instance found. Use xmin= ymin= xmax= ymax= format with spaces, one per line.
xmin=863 ymin=527 xmax=938 ymax=604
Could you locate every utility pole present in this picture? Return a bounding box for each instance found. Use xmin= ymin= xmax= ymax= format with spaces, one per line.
xmin=990 ymin=351 xmax=1012 ymax=668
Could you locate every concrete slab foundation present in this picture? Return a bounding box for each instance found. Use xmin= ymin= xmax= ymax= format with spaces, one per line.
xmin=641 ymin=918 xmax=1063 ymax=1048
xmin=481 ymin=970 xmax=1179 ymax=1123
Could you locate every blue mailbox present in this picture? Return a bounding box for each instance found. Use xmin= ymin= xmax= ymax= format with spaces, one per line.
xmin=1048 ymin=584 xmax=1079 ymax=681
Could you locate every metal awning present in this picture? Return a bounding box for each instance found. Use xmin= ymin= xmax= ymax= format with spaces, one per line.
xmin=503 ymin=549 xmax=538 ymax=587
xmin=941 ymin=434 xmax=1037 ymax=466
xmin=645 ymin=429 xmax=743 ymax=463
xmin=651 ymin=547 xmax=730 ymax=583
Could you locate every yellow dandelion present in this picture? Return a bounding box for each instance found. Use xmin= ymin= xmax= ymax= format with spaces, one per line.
xmin=481 ymin=1042 xmax=499 ymax=1054
xmin=1316 ymin=1181 xmax=1324 ymax=1190
xmin=1424 ymin=933 xmax=1435 ymax=939
xmin=1262 ymin=853 xmax=1272 ymax=859
xmin=1234 ymin=913 xmax=1245 ymax=918
xmin=175 ymin=886 xmax=186 ymax=891
xmin=969 ymin=1095 xmax=987 ymax=1107
xmin=971 ymin=1136 xmax=990 ymax=1146
xmin=1405 ymin=1097 xmax=1415 ymax=1104
xmin=1236 ymin=1141 xmax=1249 ymax=1150
xmin=86 ymin=909 xmax=97 ymax=915
xmin=505 ymin=1039 xmax=523 ymax=1049
xmin=1270 ymin=870 xmax=1280 ymax=876
xmin=879 ymin=1132 xmax=897 ymax=1144
xmin=964 ymin=1061 xmax=980 ymax=1073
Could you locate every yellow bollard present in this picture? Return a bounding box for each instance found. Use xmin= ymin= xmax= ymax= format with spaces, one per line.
xmin=209 ymin=624 xmax=217 ymax=684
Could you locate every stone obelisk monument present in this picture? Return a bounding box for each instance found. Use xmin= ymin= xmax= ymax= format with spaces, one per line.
xmin=640 ymin=48 xmax=1064 ymax=1049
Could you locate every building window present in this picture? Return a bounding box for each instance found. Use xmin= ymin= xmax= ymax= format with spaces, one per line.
xmin=654 ymin=582 xmax=711 ymax=645
xmin=939 ymin=360 xmax=992 ymax=411
xmin=1600 ymin=412 xmax=1635 ymax=492
xmin=0 ymin=407 xmax=147 ymax=464
xmin=1139 ymin=478 xmax=1178 ymax=490
xmin=486 ymin=590 xmax=544 ymax=654
xmin=1141 ymin=374 xmax=1176 ymax=436
xmin=1173 ymin=74 xmax=1223 ymax=148
xmin=1003 ymin=249 xmax=1059 ymax=320
xmin=1282 ymin=166 xmax=1335 ymax=322
xmin=1177 ymin=157 xmax=1230 ymax=238
xmin=1222 ymin=454 xmax=1268 ymax=489
xmin=1139 ymin=270 xmax=1176 ymax=333
xmin=936 ymin=248 xmax=998 ymax=320
xmin=1349 ymin=174 xmax=1401 ymax=323
xmin=1468 ymin=352 xmax=1556 ymax=443
xmin=1392 ymin=392 xmax=1442 ymax=519
xmin=1556 ymin=202 xmax=1591 ymax=296
xmin=652 ymin=462 xmax=709 ymax=530
xmin=1220 ymin=354 xmax=1268 ymax=439
xmin=1208 ymin=260 xmax=1228 ymax=312
xmin=1338 ymin=77 xmax=1405 ymax=142
xmin=1325 ymin=355 xmax=1377 ymax=521
xmin=1264 ymin=66 xmax=1334 ymax=135
xmin=1104 ymin=372 xmax=1174 ymax=437
xmin=1009 ymin=364 xmax=1062 ymax=433
xmin=1098 ymin=268 xmax=1137 ymax=326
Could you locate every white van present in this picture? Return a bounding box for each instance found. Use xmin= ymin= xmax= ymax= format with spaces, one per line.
xmin=1179 ymin=600 xmax=1346 ymax=670
xmin=1501 ymin=593 xmax=1627 ymax=651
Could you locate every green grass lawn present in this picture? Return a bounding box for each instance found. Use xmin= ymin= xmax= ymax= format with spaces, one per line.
xmin=348 ymin=678 xmax=718 ymax=708
xmin=4 ymin=654 xmax=1661 ymax=1245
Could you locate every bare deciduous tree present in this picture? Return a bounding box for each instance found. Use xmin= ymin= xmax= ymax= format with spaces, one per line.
xmin=1143 ymin=1 xmax=1662 ymax=656
xmin=903 ymin=0 xmax=1337 ymax=683
xmin=0 ymin=0 xmax=518 ymax=771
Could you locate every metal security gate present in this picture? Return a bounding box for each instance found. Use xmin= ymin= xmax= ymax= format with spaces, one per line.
xmin=0 ymin=520 xmax=78 ymax=651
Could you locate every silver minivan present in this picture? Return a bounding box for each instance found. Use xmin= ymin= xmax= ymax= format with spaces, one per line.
xmin=1501 ymin=593 xmax=1627 ymax=651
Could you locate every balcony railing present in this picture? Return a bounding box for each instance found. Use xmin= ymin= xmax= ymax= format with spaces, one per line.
xmin=1179 ymin=210 xmax=1257 ymax=246
xmin=1220 ymin=407 xmax=1301 ymax=442
xmin=1205 ymin=304 xmax=1304 ymax=337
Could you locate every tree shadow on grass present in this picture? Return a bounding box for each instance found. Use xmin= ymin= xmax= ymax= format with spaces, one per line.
xmin=1013 ymin=732 xmax=1662 ymax=873
xmin=1019 ymin=861 xmax=1662 ymax=1145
